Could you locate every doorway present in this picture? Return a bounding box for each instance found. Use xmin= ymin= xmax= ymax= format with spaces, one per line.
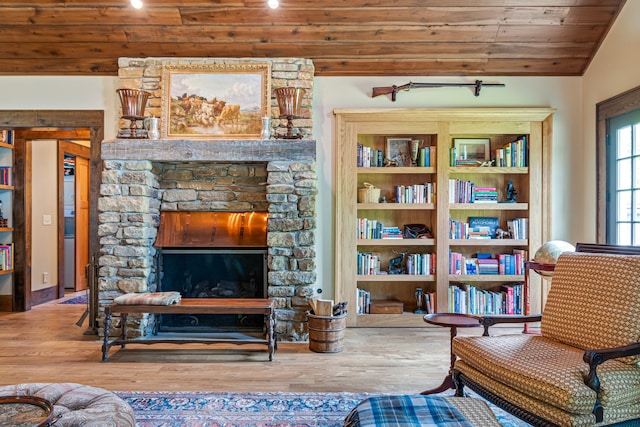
xmin=59 ymin=143 xmax=90 ymax=293
xmin=0 ymin=111 xmax=103 ymax=332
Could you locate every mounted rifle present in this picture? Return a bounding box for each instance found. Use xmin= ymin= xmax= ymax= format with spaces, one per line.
xmin=371 ymin=80 xmax=505 ymax=101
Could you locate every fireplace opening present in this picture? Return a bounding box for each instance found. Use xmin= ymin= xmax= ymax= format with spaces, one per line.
xmin=158 ymin=248 xmax=268 ymax=333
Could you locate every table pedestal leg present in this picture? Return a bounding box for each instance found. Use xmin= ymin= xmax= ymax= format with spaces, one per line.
xmin=421 ymin=326 xmax=458 ymax=395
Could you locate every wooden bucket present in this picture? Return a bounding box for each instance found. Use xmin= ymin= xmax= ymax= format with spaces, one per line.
xmin=307 ymin=313 xmax=347 ymax=353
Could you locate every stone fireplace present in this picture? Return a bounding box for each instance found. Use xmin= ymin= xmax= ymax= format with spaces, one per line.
xmin=99 ymin=140 xmax=317 ymax=341
xmin=98 ymin=57 xmax=317 ymax=342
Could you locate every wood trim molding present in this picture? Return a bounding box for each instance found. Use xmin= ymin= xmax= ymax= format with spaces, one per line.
xmin=595 ymin=86 xmax=640 ymax=243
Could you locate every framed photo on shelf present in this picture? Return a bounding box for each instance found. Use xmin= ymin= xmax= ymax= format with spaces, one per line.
xmin=161 ymin=62 xmax=271 ymax=139
xmin=385 ymin=137 xmax=412 ymax=166
xmin=453 ymin=138 xmax=491 ymax=164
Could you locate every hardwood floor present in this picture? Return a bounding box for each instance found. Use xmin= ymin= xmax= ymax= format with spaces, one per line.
xmin=0 ymin=294 xmax=521 ymax=394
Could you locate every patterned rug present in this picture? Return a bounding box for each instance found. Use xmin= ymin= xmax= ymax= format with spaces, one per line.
xmin=59 ymin=293 xmax=88 ymax=304
xmin=115 ymin=391 xmax=531 ymax=427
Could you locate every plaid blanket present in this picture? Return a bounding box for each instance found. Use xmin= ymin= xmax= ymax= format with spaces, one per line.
xmin=343 ymin=395 xmax=474 ymax=427
xmin=113 ymin=291 xmax=182 ymax=306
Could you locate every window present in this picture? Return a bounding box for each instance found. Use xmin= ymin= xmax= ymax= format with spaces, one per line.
xmin=597 ymin=85 xmax=640 ymax=244
xmin=607 ymin=111 xmax=640 ymax=244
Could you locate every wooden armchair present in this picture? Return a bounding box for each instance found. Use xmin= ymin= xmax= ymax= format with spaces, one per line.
xmin=451 ymin=244 xmax=640 ymax=426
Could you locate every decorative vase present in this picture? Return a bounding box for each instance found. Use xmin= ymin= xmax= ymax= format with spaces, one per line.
xmin=274 ymin=87 xmax=305 ymax=139
xmin=260 ymin=117 xmax=271 ymax=140
xmin=145 ymin=116 xmax=160 ymax=140
xmin=116 ymin=88 xmax=151 ymax=138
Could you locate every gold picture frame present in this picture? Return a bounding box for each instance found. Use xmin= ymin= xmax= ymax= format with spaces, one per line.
xmin=162 ymin=62 xmax=271 ymax=139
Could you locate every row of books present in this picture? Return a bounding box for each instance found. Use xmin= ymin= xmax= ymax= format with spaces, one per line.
xmin=395 ymin=183 xmax=436 ymax=204
xmin=507 ymin=218 xmax=528 ymax=240
xmin=357 ymin=288 xmax=372 ymax=313
xmin=449 ymin=250 xmax=527 ymax=275
xmin=356 ymin=143 xmax=437 ymax=168
xmin=357 ymin=144 xmax=385 ymax=167
xmin=0 ymin=129 xmax=14 ymax=145
xmin=0 ymin=166 xmax=12 ymax=186
xmin=406 ymin=253 xmax=436 ymax=275
xmin=357 ymin=252 xmax=381 ymax=275
xmin=357 ymin=219 xmax=405 ymax=239
xmin=0 ymin=243 xmax=14 ymax=271
xmin=421 ymin=291 xmax=437 ymax=314
xmin=448 ymin=283 xmax=524 ymax=315
xmin=448 ymin=180 xmax=498 ymax=203
xmin=496 ymin=136 xmax=527 ymax=167
xmin=417 ymin=146 xmax=436 ymax=167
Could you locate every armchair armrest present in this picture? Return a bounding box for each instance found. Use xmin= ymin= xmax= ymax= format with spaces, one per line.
xmin=582 ymin=341 xmax=640 ymax=423
xmin=583 ymin=341 xmax=640 ymax=388
xmin=477 ymin=314 xmax=542 ymax=336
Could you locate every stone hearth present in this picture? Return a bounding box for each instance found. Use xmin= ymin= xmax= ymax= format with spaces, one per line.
xmin=98 ymin=139 xmax=317 ymax=341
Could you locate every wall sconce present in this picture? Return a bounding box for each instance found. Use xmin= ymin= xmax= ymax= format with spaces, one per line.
xmin=274 ymin=87 xmax=305 ymax=139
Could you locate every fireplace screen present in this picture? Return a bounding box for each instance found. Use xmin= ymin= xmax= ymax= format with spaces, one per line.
xmin=158 ymin=249 xmax=267 ymax=333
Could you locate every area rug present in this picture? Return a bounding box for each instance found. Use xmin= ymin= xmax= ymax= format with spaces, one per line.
xmin=59 ymin=293 xmax=87 ymax=304
xmin=115 ymin=391 xmax=531 ymax=427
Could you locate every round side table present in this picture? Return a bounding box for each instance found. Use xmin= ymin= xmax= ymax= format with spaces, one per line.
xmin=421 ymin=313 xmax=482 ymax=395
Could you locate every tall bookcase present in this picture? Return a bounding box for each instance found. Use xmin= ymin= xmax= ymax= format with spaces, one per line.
xmin=0 ymin=129 xmax=14 ymax=310
xmin=334 ymin=108 xmax=554 ymax=327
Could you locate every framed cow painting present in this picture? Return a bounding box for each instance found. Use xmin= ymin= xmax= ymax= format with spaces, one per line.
xmin=161 ymin=62 xmax=271 ymax=139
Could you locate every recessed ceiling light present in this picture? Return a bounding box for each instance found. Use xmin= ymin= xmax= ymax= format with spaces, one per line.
xmin=131 ymin=0 xmax=143 ymax=9
xmin=268 ymin=0 xmax=279 ymax=9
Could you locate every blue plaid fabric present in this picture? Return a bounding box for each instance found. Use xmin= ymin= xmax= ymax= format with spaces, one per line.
xmin=344 ymin=395 xmax=474 ymax=427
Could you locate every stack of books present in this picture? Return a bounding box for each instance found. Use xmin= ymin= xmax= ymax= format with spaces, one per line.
xmin=473 ymin=187 xmax=498 ymax=203
xmin=477 ymin=258 xmax=499 ymax=274
xmin=381 ymin=226 xmax=403 ymax=239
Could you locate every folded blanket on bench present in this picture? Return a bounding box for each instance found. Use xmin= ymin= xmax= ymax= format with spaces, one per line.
xmin=114 ymin=291 xmax=182 ymax=306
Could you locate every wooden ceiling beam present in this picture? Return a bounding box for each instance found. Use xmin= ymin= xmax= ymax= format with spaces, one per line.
xmin=0 ymin=1 xmax=625 ymax=7
xmin=0 ymin=57 xmax=589 ymax=77
xmin=0 ymin=42 xmax=595 ymax=61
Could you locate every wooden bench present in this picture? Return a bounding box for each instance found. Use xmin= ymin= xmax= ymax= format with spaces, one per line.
xmin=101 ymin=298 xmax=276 ymax=361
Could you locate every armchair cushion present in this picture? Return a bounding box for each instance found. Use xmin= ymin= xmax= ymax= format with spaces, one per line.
xmin=452 ymin=334 xmax=640 ymax=413
xmin=455 ymin=360 xmax=640 ymax=427
xmin=541 ymin=253 xmax=640 ymax=364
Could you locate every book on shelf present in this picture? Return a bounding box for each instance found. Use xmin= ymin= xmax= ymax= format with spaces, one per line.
xmin=468 ymin=216 xmax=499 ymax=238
xmin=357 ymin=143 xmax=384 ymax=168
xmin=381 ymin=226 xmax=403 ymax=239
xmin=358 ymin=218 xmax=384 ymax=239
xmin=395 ymin=182 xmax=435 ymax=204
xmin=418 ymin=146 xmax=436 ymax=167
xmin=0 ymin=130 xmax=14 ymax=145
xmin=357 ymin=288 xmax=371 ymax=314
xmin=507 ymin=218 xmax=528 ymax=239
xmin=0 ymin=243 xmax=13 ymax=271
xmin=0 ymin=167 xmax=11 ymax=186
xmin=448 ymin=282 xmax=524 ymax=315
xmin=357 ymin=252 xmax=381 ymax=275
xmin=495 ymin=136 xmax=527 ymax=167
xmin=406 ymin=252 xmax=436 ymax=275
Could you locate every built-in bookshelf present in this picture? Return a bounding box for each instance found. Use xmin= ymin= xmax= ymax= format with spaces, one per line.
xmin=0 ymin=129 xmax=14 ymax=297
xmin=334 ymin=108 xmax=554 ymax=327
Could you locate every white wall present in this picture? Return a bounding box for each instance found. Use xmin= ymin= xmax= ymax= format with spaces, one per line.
xmin=580 ymin=0 xmax=640 ymax=243
xmin=31 ymin=140 xmax=58 ymax=291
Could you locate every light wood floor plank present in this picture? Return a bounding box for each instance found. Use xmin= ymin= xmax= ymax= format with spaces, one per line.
xmin=0 ymin=295 xmax=521 ymax=393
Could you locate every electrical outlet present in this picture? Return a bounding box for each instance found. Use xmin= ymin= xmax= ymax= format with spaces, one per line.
xmin=42 ymin=272 xmax=48 ymax=284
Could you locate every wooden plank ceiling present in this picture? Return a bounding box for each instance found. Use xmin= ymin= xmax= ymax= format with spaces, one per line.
xmin=0 ymin=0 xmax=626 ymax=76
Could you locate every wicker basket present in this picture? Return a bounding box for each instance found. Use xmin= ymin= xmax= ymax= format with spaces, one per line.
xmin=357 ymin=182 xmax=381 ymax=203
